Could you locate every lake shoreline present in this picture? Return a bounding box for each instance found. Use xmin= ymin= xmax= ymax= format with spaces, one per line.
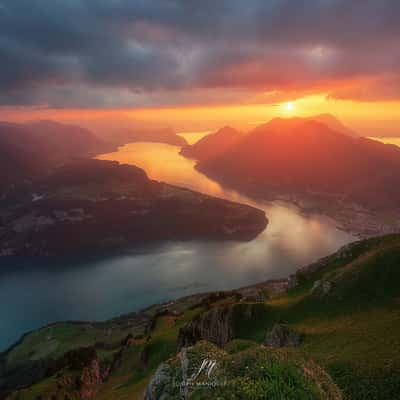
xmin=0 ymin=142 xmax=354 ymax=351
xmin=1 ymin=232 xmax=362 ymax=356
xmin=194 ymin=164 xmax=400 ymax=239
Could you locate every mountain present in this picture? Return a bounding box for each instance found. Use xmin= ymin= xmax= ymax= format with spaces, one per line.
xmin=0 ymin=158 xmax=267 ymax=256
xmin=196 ymin=117 xmax=400 ymax=210
xmin=0 ymin=120 xmax=110 ymax=159
xmin=0 ymin=132 xmax=44 ymax=188
xmin=93 ymin=126 xmax=187 ymax=147
xmin=0 ymin=122 xmax=49 ymax=190
xmin=69 ymin=115 xmax=188 ymax=147
xmin=0 ymin=120 xmax=114 ymax=192
xmin=180 ymin=126 xmax=241 ymax=161
xmin=2 ymin=233 xmax=400 ymax=399
xmin=310 ymin=113 xmax=358 ymax=137
xmin=0 ymin=121 xmax=267 ymax=255
xmin=24 ymin=120 xmax=112 ymax=156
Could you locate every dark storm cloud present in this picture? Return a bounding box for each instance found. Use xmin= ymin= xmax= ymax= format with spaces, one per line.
xmin=0 ymin=0 xmax=399 ymax=107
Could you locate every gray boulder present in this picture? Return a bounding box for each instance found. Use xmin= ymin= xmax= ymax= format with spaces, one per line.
xmin=311 ymin=280 xmax=332 ymax=296
xmin=143 ymin=363 xmax=174 ymax=400
xmin=264 ymin=324 xmax=303 ymax=347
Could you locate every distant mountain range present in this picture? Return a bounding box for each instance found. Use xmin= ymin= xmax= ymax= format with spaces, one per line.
xmin=0 ymin=120 xmax=266 ymax=256
xmin=0 ymin=120 xmax=186 ymax=193
xmin=184 ymin=115 xmax=400 ymax=208
xmin=180 ymin=114 xmax=400 ymax=236
xmin=180 ymin=114 xmax=358 ymax=163
xmin=92 ymin=126 xmax=187 ymax=147
xmin=0 ymin=120 xmax=114 ymax=190
xmin=0 ymin=120 xmax=109 ymax=157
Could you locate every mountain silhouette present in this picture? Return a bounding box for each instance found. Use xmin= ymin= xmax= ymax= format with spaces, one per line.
xmin=180 ymin=126 xmax=242 ymax=161
xmin=189 ymin=117 xmax=400 ymax=209
xmin=310 ymin=113 xmax=358 ymax=137
xmin=0 ymin=120 xmax=113 ymax=191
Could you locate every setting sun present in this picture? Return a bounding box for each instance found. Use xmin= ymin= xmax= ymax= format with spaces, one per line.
xmin=286 ymin=102 xmax=294 ymax=111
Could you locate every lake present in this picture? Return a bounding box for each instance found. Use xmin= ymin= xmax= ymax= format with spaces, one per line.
xmin=0 ymin=141 xmax=354 ymax=351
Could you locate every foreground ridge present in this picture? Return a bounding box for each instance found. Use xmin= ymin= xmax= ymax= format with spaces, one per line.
xmin=2 ymin=233 xmax=400 ymax=399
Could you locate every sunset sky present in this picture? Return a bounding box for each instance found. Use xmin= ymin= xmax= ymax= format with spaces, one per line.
xmin=1 ymin=0 xmax=400 ymax=135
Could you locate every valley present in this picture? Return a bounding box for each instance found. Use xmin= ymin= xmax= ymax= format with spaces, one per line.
xmin=2 ymin=2 xmax=400 ymax=398
xmin=0 ymin=116 xmax=399 ymax=399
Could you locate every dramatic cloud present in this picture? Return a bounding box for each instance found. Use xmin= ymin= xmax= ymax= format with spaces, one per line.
xmin=0 ymin=0 xmax=399 ymax=107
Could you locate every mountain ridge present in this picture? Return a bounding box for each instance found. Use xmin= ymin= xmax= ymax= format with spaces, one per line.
xmin=179 ymin=115 xmax=400 ymax=237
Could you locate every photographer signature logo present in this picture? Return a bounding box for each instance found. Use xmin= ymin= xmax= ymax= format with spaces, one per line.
xmin=174 ymin=357 xmax=227 ymax=391
xmin=190 ymin=359 xmax=217 ymax=380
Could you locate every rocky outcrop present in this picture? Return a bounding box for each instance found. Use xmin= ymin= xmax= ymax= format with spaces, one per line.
xmin=264 ymin=324 xmax=303 ymax=347
xmin=143 ymin=363 xmax=174 ymax=400
xmin=145 ymin=341 xmax=226 ymax=400
xmin=79 ymin=357 xmax=110 ymax=399
xmin=144 ymin=341 xmax=342 ymax=400
xmin=1 ymin=347 xmax=111 ymax=399
xmin=46 ymin=347 xmax=111 ymax=399
xmin=178 ymin=306 xmax=234 ymax=348
xmin=311 ymin=279 xmax=332 ymax=296
xmin=178 ymin=303 xmax=268 ymax=349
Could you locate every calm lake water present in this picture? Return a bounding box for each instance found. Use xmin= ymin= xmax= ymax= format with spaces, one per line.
xmin=0 ymin=141 xmax=355 ymax=351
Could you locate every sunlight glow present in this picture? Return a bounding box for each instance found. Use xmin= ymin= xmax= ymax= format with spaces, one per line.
xmin=2 ymin=94 xmax=400 ymax=136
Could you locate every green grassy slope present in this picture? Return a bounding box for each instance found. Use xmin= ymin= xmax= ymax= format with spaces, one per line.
xmin=3 ymin=234 xmax=400 ymax=399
